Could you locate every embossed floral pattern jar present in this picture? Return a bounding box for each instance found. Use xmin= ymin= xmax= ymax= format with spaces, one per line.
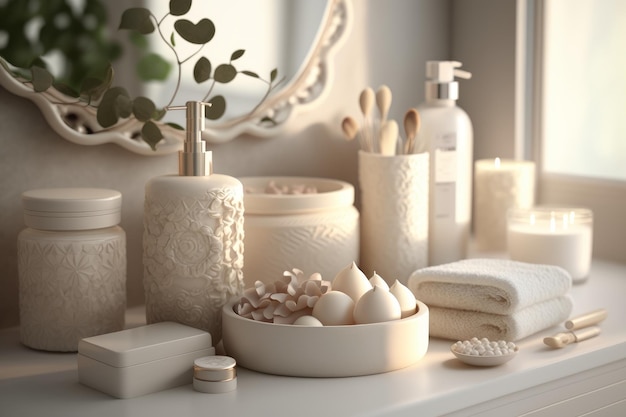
xmin=240 ymin=177 xmax=359 ymax=286
xmin=18 ymin=188 xmax=126 ymax=352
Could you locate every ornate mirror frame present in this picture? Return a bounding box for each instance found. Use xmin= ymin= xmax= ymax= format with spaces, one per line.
xmin=0 ymin=0 xmax=351 ymax=155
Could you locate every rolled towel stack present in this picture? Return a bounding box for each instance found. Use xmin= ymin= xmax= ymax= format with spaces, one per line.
xmin=408 ymin=258 xmax=573 ymax=341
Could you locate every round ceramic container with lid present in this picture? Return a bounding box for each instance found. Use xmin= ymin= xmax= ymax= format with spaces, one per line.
xmin=18 ymin=188 xmax=126 ymax=351
xmin=507 ymin=206 xmax=593 ymax=283
xmin=240 ymin=177 xmax=359 ymax=286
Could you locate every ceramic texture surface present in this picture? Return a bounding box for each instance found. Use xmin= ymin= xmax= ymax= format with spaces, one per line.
xmin=241 ymin=177 xmax=359 ymax=286
xmin=18 ymin=229 xmax=126 ymax=352
xmin=222 ymin=298 xmax=429 ymax=377
xmin=143 ymin=186 xmax=244 ymax=342
xmin=358 ymin=151 xmax=429 ymax=285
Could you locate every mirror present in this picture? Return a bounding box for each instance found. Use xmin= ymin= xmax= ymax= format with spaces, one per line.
xmin=0 ymin=0 xmax=351 ymax=155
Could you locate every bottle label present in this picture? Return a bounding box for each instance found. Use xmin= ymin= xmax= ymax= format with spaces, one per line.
xmin=433 ymin=132 xmax=457 ymax=218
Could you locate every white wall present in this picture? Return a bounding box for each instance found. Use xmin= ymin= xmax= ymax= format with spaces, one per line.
xmin=0 ymin=0 xmax=452 ymax=328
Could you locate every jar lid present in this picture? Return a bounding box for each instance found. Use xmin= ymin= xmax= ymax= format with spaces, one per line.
xmin=22 ymin=188 xmax=122 ymax=230
xmin=192 ymin=355 xmax=237 ymax=393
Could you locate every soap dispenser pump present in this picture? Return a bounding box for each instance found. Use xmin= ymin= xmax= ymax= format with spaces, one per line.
xmin=143 ymin=101 xmax=244 ymax=343
xmin=415 ymin=61 xmax=473 ymax=266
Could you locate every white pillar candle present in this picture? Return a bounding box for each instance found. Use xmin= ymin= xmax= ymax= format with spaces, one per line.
xmin=474 ymin=158 xmax=535 ymax=251
xmin=507 ymin=207 xmax=593 ymax=283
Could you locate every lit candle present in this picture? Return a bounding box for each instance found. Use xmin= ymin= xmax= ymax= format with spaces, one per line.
xmin=473 ymin=158 xmax=536 ymax=251
xmin=507 ymin=207 xmax=593 ymax=283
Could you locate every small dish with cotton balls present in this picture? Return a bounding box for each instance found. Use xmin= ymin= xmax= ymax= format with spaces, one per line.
xmin=450 ymin=337 xmax=519 ymax=367
xmin=222 ymin=262 xmax=429 ymax=377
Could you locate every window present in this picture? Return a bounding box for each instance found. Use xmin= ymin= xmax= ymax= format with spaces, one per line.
xmin=527 ymin=0 xmax=626 ymax=262
xmin=541 ymin=0 xmax=626 ymax=181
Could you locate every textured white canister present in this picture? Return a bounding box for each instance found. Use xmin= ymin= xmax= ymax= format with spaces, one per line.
xmin=474 ymin=158 xmax=536 ymax=251
xmin=18 ymin=188 xmax=126 ymax=352
xmin=358 ymin=151 xmax=429 ymax=285
xmin=240 ymin=177 xmax=359 ymax=286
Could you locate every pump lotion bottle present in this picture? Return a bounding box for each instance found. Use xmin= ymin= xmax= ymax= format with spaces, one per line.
xmin=416 ymin=61 xmax=473 ymax=266
xmin=143 ymin=101 xmax=244 ymax=343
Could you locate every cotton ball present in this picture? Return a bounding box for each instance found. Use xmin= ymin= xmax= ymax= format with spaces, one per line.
xmin=369 ymin=272 xmax=389 ymax=291
xmin=312 ymin=291 xmax=355 ymax=325
xmin=293 ymin=315 xmax=323 ymax=326
xmin=332 ymin=261 xmax=372 ymax=302
xmin=389 ymin=280 xmax=417 ymax=318
xmin=353 ymin=285 xmax=401 ymax=324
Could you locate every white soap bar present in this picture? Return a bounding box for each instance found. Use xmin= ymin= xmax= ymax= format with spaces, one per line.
xmin=78 ymin=322 xmax=214 ymax=399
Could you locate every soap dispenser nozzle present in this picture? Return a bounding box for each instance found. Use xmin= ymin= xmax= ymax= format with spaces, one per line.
xmin=424 ymin=61 xmax=471 ymax=101
xmin=167 ymin=101 xmax=213 ymax=177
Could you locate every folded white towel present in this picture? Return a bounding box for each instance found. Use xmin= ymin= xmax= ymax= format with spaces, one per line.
xmin=428 ymin=295 xmax=573 ymax=341
xmin=408 ymin=258 xmax=572 ymax=315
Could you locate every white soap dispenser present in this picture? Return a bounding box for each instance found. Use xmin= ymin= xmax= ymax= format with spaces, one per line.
xmin=415 ymin=61 xmax=473 ymax=266
xmin=143 ymin=101 xmax=244 ymax=343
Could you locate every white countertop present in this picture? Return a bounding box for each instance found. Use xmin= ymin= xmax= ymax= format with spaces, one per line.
xmin=1 ymin=259 xmax=625 ymax=417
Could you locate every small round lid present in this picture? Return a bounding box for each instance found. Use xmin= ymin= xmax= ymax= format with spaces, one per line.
xmin=193 ymin=355 xmax=237 ymax=382
xmin=22 ymin=188 xmax=122 ymax=230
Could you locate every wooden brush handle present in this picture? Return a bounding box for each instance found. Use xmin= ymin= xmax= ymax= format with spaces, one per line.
xmin=565 ymin=308 xmax=608 ymax=330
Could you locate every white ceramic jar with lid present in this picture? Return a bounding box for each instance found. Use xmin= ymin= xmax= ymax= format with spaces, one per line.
xmin=240 ymin=177 xmax=359 ymax=287
xmin=18 ymin=188 xmax=126 ymax=352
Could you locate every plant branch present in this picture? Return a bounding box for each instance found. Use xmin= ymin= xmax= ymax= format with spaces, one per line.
xmin=245 ymin=75 xmax=286 ymax=118
xmin=152 ymin=12 xmax=181 ymax=108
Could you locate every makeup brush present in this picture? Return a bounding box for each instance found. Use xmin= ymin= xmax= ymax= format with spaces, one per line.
xmin=403 ymin=108 xmax=420 ymax=154
xmin=341 ymin=116 xmax=359 ymax=141
xmin=379 ymin=119 xmax=398 ymax=156
xmin=359 ymin=87 xmax=375 ymax=152
xmin=376 ymin=85 xmax=392 ymax=154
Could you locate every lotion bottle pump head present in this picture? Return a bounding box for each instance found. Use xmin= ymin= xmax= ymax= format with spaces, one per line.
xmin=167 ymin=101 xmax=213 ymax=177
xmin=425 ymin=61 xmax=472 ymax=102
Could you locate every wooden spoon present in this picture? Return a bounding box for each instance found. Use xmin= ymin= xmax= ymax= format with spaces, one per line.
xmin=403 ymin=108 xmax=420 ymax=154
xmin=379 ymin=119 xmax=398 ymax=156
xmin=376 ymin=85 xmax=392 ymax=123
xmin=341 ymin=116 xmax=359 ymax=141
xmin=359 ymin=88 xmax=375 ymax=152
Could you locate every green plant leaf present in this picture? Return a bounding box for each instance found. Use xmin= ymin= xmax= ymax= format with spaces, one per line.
xmin=115 ymin=95 xmax=133 ymax=118
xmin=133 ymin=96 xmax=156 ymax=122
xmin=205 ymin=95 xmax=226 ymax=120
xmin=170 ymin=0 xmax=192 ymax=16
xmin=80 ymin=65 xmax=113 ymax=101
xmin=119 ymin=8 xmax=155 ymax=34
xmin=174 ymin=19 xmax=215 ymax=45
xmin=137 ymin=53 xmax=171 ymax=81
xmin=170 ymin=31 xmax=176 ymax=47
xmin=193 ymin=57 xmax=212 ymax=83
xmin=260 ymin=116 xmax=278 ymax=126
xmin=231 ymin=49 xmax=245 ymax=61
xmin=142 ymin=120 xmax=164 ymax=150
xmin=129 ymin=32 xmax=149 ymax=49
xmin=270 ymin=68 xmax=278 ymax=82
xmin=214 ymin=64 xmax=236 ymax=83
xmin=153 ymin=108 xmax=167 ymax=121
xmin=97 ymin=87 xmax=130 ymax=128
xmin=80 ymin=77 xmax=106 ymax=100
xmin=31 ymin=66 xmax=53 ymax=92
xmin=53 ymin=83 xmax=80 ymax=98
xmin=241 ymin=70 xmax=259 ymax=78
xmin=166 ymin=122 xmax=185 ymax=130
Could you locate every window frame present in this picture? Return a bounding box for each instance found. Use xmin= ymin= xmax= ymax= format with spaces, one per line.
xmin=517 ymin=0 xmax=626 ymax=263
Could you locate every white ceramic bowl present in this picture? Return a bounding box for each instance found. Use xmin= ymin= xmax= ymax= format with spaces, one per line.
xmin=222 ymin=298 xmax=429 ymax=377
xmin=240 ymin=176 xmax=355 ymax=214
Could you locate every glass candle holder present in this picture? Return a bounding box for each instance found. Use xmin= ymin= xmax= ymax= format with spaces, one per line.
xmin=507 ymin=207 xmax=593 ymax=283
